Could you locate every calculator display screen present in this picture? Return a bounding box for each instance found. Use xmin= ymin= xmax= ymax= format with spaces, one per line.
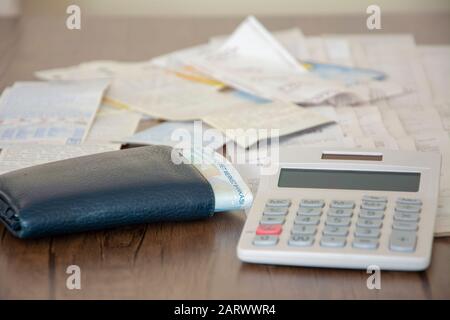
xmin=278 ymin=169 xmax=420 ymax=192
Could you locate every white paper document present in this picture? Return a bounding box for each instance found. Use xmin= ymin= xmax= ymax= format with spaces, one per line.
xmin=106 ymin=68 xmax=248 ymax=121
xmin=190 ymin=16 xmax=353 ymax=105
xmin=35 ymin=60 xmax=152 ymax=81
xmin=191 ymin=17 xmax=404 ymax=106
xmin=0 ymin=143 xmax=120 ymax=174
xmin=85 ymin=105 xmax=141 ymax=144
xmin=118 ymin=120 xmax=228 ymax=149
xmin=209 ymin=28 xmax=310 ymax=61
xmin=419 ymin=45 xmax=450 ymax=103
xmin=0 ymin=80 xmax=109 ymax=144
xmin=202 ymin=101 xmax=332 ymax=148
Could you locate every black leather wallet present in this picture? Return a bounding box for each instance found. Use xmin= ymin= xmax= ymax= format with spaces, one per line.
xmin=0 ymin=145 xmax=215 ymax=238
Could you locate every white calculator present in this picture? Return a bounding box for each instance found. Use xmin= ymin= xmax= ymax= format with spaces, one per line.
xmin=237 ymin=148 xmax=441 ymax=271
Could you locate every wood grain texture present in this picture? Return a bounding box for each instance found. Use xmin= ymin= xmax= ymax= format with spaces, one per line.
xmin=0 ymin=14 xmax=449 ymax=299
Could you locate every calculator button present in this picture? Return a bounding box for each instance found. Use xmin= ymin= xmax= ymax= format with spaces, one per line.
xmin=396 ymin=198 xmax=422 ymax=206
xmin=330 ymin=200 xmax=355 ymax=209
xmin=362 ymin=195 xmax=387 ymax=203
xmin=294 ymin=216 xmax=320 ymax=225
xmin=395 ymin=204 xmax=421 ymax=214
xmin=260 ymin=216 xmax=285 ymax=225
xmin=300 ymin=199 xmax=325 ymax=208
xmin=256 ymin=224 xmax=282 ymax=235
xmin=359 ymin=209 xmax=384 ymax=220
xmin=394 ymin=212 xmax=420 ymax=222
xmin=356 ymin=219 xmax=383 ymax=229
xmin=253 ymin=235 xmax=278 ymax=246
xmin=263 ymin=206 xmax=288 ymax=216
xmin=389 ymin=231 xmax=417 ymax=252
xmin=354 ymin=227 xmax=381 ymax=238
xmin=323 ymin=226 xmax=349 ymax=237
xmin=325 ymin=217 xmax=351 ymax=227
xmin=292 ymin=225 xmax=317 ymax=236
xmin=352 ymin=238 xmax=379 ymax=250
xmin=320 ymin=236 xmax=346 ymax=248
xmin=392 ymin=221 xmax=418 ymax=231
xmin=328 ymin=208 xmax=353 ymax=217
xmin=297 ymin=207 xmax=322 ymax=216
xmin=289 ymin=235 xmax=314 ymax=247
xmin=266 ymin=199 xmax=291 ymax=207
xmin=361 ymin=201 xmax=386 ymax=211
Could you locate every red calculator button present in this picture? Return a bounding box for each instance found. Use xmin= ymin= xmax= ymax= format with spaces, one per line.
xmin=256 ymin=224 xmax=282 ymax=235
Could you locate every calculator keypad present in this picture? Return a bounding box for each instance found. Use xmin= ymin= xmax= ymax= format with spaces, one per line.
xmin=389 ymin=231 xmax=417 ymax=252
xmin=320 ymin=236 xmax=346 ymax=248
xmin=328 ymin=208 xmax=353 ymax=217
xmin=253 ymin=235 xmax=278 ymax=246
xmin=252 ymin=196 xmax=423 ymax=252
xmin=297 ymin=207 xmax=322 ymax=216
xmin=263 ymin=206 xmax=289 ymax=216
xmin=300 ymin=199 xmax=325 ymax=208
xmin=266 ymin=199 xmax=291 ymax=207
xmin=295 ymin=215 xmax=320 ymax=225
xmin=323 ymin=226 xmax=349 ymax=237
xmin=256 ymin=224 xmax=282 ymax=235
xmin=352 ymin=238 xmax=379 ymax=250
xmin=291 ymin=225 xmax=317 ymax=236
xmin=289 ymin=235 xmax=314 ymax=247
xmin=330 ymin=200 xmax=355 ymax=209
xmin=260 ymin=216 xmax=285 ymax=225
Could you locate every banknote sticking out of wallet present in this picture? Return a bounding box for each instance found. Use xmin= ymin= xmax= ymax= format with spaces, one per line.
xmin=0 ymin=145 xmax=252 ymax=239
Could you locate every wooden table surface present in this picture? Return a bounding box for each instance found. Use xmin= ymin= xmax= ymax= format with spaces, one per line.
xmin=1 ymin=14 xmax=449 ymax=299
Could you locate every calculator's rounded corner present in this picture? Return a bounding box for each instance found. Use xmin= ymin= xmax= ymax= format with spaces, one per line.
xmin=236 ymin=244 xmax=252 ymax=264
xmin=401 ymin=254 xmax=432 ymax=271
xmin=414 ymin=255 xmax=432 ymax=271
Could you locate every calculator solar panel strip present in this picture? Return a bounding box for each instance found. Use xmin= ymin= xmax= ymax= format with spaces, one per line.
xmin=237 ymin=148 xmax=441 ymax=271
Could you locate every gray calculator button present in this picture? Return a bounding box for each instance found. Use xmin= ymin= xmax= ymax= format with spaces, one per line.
xmin=389 ymin=231 xmax=417 ymax=252
xmin=266 ymin=199 xmax=291 ymax=207
xmin=356 ymin=219 xmax=383 ymax=229
xmin=253 ymin=235 xmax=278 ymax=246
xmin=263 ymin=206 xmax=288 ymax=216
xmin=320 ymin=236 xmax=346 ymax=248
xmin=354 ymin=227 xmax=381 ymax=238
xmin=361 ymin=201 xmax=386 ymax=211
xmin=394 ymin=212 xmax=420 ymax=222
xmin=359 ymin=209 xmax=384 ymax=219
xmin=260 ymin=216 xmax=285 ymax=225
xmin=362 ymin=195 xmax=387 ymax=203
xmin=292 ymin=225 xmax=317 ymax=236
xmin=353 ymin=238 xmax=379 ymax=250
xmin=395 ymin=204 xmax=421 ymax=214
xmin=328 ymin=208 xmax=353 ymax=217
xmin=323 ymin=226 xmax=349 ymax=237
xmin=295 ymin=216 xmax=320 ymax=225
xmin=393 ymin=221 xmax=418 ymax=231
xmin=300 ymin=199 xmax=325 ymax=208
xmin=297 ymin=207 xmax=322 ymax=216
xmin=330 ymin=200 xmax=355 ymax=209
xmin=289 ymin=235 xmax=314 ymax=247
xmin=396 ymin=198 xmax=422 ymax=206
xmin=325 ymin=217 xmax=351 ymax=227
